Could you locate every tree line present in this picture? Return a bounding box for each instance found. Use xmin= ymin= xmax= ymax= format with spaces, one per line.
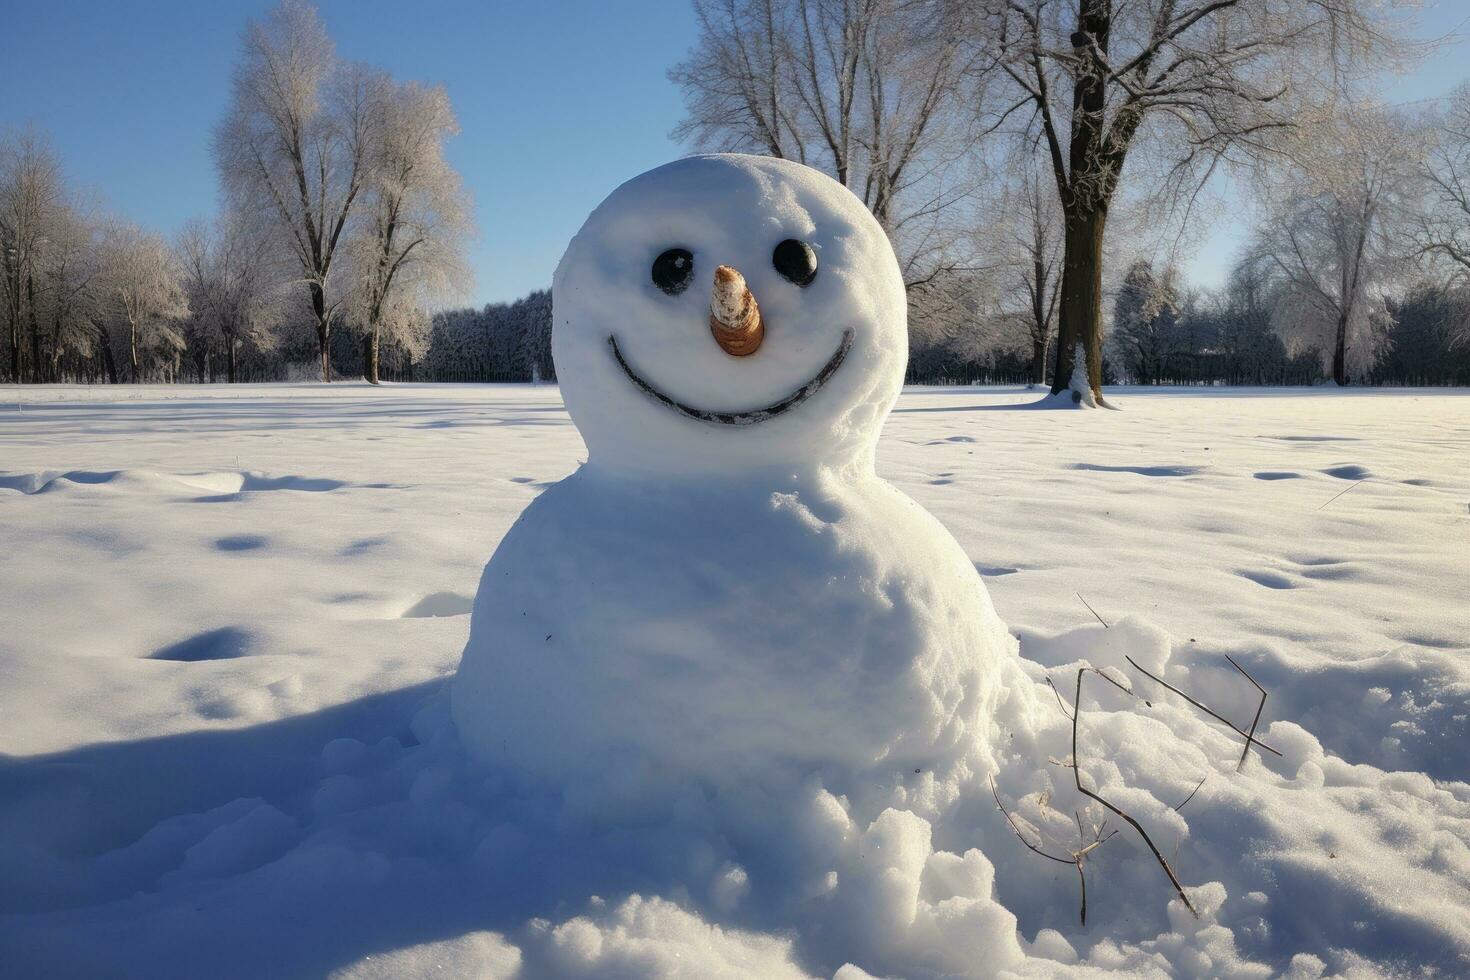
xmin=911 ymin=255 xmax=1470 ymax=389
xmin=7 ymin=0 xmax=1470 ymax=390
xmin=2 ymin=0 xmax=472 ymax=386
xmin=672 ymin=0 xmax=1470 ymax=396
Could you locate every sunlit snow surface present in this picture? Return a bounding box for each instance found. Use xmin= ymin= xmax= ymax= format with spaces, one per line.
xmin=1 ymin=383 xmax=1466 ymax=979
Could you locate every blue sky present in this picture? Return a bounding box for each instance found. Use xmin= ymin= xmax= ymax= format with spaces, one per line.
xmin=2 ymin=1 xmax=1466 ymax=304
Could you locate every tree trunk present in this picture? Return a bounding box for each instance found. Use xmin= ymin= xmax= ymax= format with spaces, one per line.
xmin=129 ymin=319 xmax=140 ymax=383
xmin=1050 ymin=206 xmax=1108 ymax=405
xmin=1030 ymin=257 xmax=1050 ymax=384
xmin=100 ymin=326 xmax=119 ymax=384
xmin=26 ymin=272 xmax=40 ymax=384
xmin=309 ymin=282 xmax=332 ymax=382
xmin=5 ymin=284 xmax=18 ymax=382
xmin=363 ymin=328 xmax=380 ymax=385
xmin=227 ymin=335 xmax=237 ymax=384
xmin=1332 ymin=313 xmax=1348 ymax=386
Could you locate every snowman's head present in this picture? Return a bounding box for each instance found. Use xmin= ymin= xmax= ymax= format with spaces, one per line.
xmin=552 ymin=154 xmax=907 ymax=477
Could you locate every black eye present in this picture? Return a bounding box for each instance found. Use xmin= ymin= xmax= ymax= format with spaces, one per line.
xmin=773 ymin=238 xmax=818 ymax=286
xmin=651 ymin=248 xmax=694 ymax=295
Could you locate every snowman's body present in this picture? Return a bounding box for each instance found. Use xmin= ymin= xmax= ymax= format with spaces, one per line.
xmin=452 ymin=155 xmax=1016 ymax=795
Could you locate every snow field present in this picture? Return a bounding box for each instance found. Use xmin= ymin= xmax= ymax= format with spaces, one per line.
xmin=0 ymin=383 xmax=1466 ymax=978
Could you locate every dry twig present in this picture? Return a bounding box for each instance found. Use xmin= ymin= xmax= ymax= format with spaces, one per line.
xmin=1124 ymin=656 xmax=1281 ymax=758
xmin=1316 ymin=479 xmax=1364 ymax=511
xmin=1071 ymin=668 xmax=1198 ymax=919
xmin=1044 ymin=675 xmax=1074 ymax=720
xmin=1174 ymin=776 xmax=1207 ymax=813
xmin=990 ymin=773 xmax=1117 ymax=925
xmin=1225 ymin=654 xmax=1269 ymax=772
xmin=1076 ymin=592 xmax=1110 ymax=628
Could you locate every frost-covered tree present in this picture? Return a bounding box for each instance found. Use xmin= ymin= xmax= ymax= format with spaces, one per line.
xmin=1 ymin=128 xmax=66 ymax=383
xmin=1113 ymin=259 xmax=1181 ymax=384
xmin=345 ymin=80 xmax=472 ymax=384
xmin=422 ymin=290 xmax=553 ymax=382
xmin=98 ymin=222 xmax=188 ymax=382
xmin=1376 ymin=282 xmax=1470 ymax=385
xmin=214 ymin=0 xmax=378 ymax=382
xmin=971 ymin=0 xmax=1413 ymax=405
xmin=995 ymin=158 xmax=1062 ymax=383
xmin=1213 ymin=254 xmax=1289 ymax=385
xmin=35 ymin=202 xmax=103 ymax=382
xmin=1410 ymin=84 xmax=1470 ymax=288
xmin=177 ymin=211 xmax=280 ymax=383
xmin=670 ymin=0 xmax=977 ymax=287
xmin=1252 ymin=107 xmax=1414 ymax=385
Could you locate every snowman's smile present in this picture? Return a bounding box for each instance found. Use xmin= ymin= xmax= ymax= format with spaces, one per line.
xmin=607 ymin=329 xmax=855 ymax=426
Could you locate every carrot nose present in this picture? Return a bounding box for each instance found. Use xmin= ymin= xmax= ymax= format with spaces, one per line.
xmin=709 ymin=265 xmax=764 ymax=356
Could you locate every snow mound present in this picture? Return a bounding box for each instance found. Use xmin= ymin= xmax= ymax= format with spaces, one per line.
xmin=0 ymin=468 xmax=348 ymax=496
xmin=4 ymin=615 xmax=1468 ymax=977
xmin=452 ymin=466 xmax=1022 ymax=807
xmin=455 ymin=154 xmax=1017 ymax=804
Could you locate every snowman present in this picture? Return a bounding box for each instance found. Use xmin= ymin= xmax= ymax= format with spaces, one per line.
xmin=452 ymin=155 xmax=1018 ymax=802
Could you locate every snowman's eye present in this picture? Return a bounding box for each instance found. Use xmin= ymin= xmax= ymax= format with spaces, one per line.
xmin=651 ymin=248 xmax=695 ymax=295
xmin=773 ymin=239 xmax=818 ymax=287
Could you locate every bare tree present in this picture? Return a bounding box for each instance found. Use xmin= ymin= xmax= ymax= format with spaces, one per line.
xmin=1411 ymin=83 xmax=1470 ymax=285
xmin=671 ymin=0 xmax=978 ymax=285
xmin=98 ymin=222 xmax=188 ymax=382
xmin=0 ymin=128 xmax=65 ymax=383
xmin=345 ymin=80 xmax=471 ymax=384
xmin=1252 ymin=107 xmax=1414 ymax=385
xmin=177 ymin=211 xmax=280 ymax=383
xmin=1112 ymin=258 xmax=1181 ymax=384
xmin=672 ymin=0 xmax=801 ymax=160
xmin=1212 ymin=253 xmax=1289 ymax=385
xmin=974 ymin=0 xmax=1411 ymax=405
xmin=214 ymin=0 xmax=379 ymax=382
xmin=36 ymin=202 xmax=103 ymax=382
xmin=997 ymin=157 xmax=1062 ymax=383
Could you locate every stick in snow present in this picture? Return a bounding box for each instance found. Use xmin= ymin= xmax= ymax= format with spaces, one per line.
xmin=990 ymin=773 xmax=1116 ymax=926
xmin=1124 ymin=656 xmax=1281 ymax=758
xmin=1225 ymin=654 xmax=1269 ymax=772
xmin=1076 ymin=592 xmax=1110 ymax=628
xmin=1072 ymin=668 xmax=1198 ymax=919
xmin=1316 ymin=479 xmax=1364 ymax=511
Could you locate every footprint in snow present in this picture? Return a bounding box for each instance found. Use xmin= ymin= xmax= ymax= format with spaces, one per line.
xmin=1285 ymin=555 xmax=1346 ymax=567
xmin=1071 ymin=463 xmax=1202 ymax=477
xmin=215 ymin=534 xmax=268 ymax=552
xmin=1234 ymin=569 xmax=1298 ymax=590
xmin=150 ymin=626 xmax=255 ymax=662
xmin=1321 ymin=464 xmax=1371 ymax=480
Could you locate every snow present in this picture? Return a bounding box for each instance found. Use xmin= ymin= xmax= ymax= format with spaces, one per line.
xmin=451 ymin=466 xmax=1019 ymax=803
xmin=462 ymin=154 xmax=1011 ymax=805
xmin=551 ymin=155 xmax=906 ymax=472
xmin=1 ymin=381 xmax=1467 ymax=978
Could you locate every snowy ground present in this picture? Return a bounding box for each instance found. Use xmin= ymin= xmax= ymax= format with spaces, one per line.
xmin=1 ymin=383 xmax=1466 ymax=978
